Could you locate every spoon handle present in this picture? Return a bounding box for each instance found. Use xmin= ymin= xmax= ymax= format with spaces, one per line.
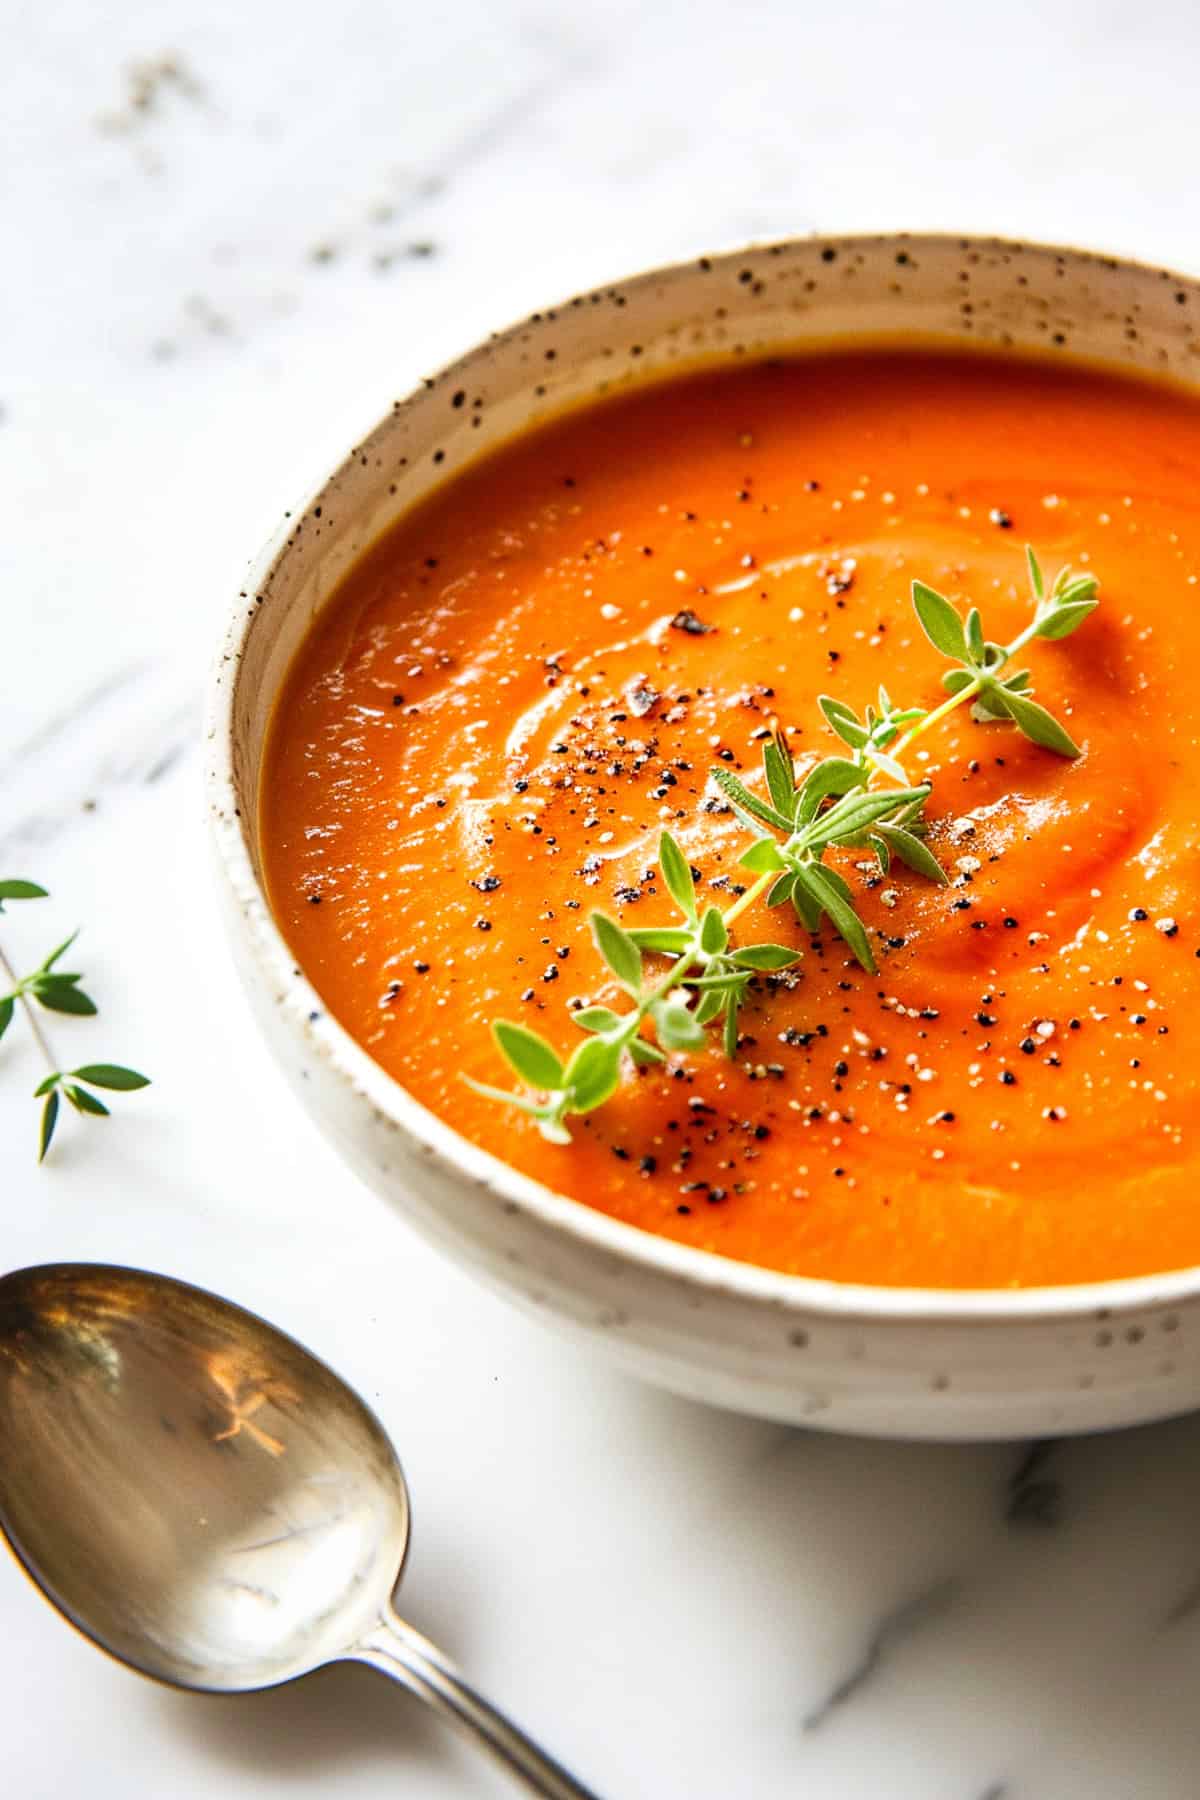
xmin=351 ymin=1605 xmax=603 ymax=1800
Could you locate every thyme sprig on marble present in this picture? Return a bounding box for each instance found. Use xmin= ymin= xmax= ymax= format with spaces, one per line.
xmin=473 ymin=546 xmax=1098 ymax=1141
xmin=0 ymin=880 xmax=150 ymax=1162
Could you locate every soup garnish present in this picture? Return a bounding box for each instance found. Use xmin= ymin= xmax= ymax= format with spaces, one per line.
xmin=472 ymin=548 xmax=1099 ymax=1143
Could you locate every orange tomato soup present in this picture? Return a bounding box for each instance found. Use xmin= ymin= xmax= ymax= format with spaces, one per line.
xmin=261 ymin=347 xmax=1200 ymax=1288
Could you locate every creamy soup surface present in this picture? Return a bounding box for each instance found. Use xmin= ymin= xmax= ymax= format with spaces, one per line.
xmin=261 ymin=346 xmax=1200 ymax=1287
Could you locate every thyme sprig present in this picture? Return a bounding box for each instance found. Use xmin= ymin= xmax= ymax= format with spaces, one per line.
xmin=719 ymin=547 xmax=1098 ymax=969
xmin=465 ymin=831 xmax=798 ymax=1142
xmin=0 ymin=880 xmax=150 ymax=1161
xmin=473 ymin=546 xmax=1098 ymax=1141
xmin=904 ymin=546 xmax=1098 ymax=759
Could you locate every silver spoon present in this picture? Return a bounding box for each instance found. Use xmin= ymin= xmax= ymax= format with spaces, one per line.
xmin=0 ymin=1262 xmax=601 ymax=1799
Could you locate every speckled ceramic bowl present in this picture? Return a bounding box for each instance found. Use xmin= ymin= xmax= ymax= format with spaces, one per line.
xmin=207 ymin=232 xmax=1200 ymax=1441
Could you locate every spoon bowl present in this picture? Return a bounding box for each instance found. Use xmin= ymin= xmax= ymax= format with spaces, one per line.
xmin=0 ymin=1263 xmax=407 ymax=1690
xmin=0 ymin=1263 xmax=598 ymax=1798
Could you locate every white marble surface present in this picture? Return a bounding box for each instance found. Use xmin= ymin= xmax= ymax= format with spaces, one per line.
xmin=6 ymin=3 xmax=1200 ymax=1794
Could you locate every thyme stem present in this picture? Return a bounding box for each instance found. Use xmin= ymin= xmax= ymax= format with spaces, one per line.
xmin=721 ymin=868 xmax=775 ymax=930
xmin=877 ymin=612 xmax=1052 ymax=776
xmin=887 ymin=676 xmax=981 ymax=766
xmin=0 ymin=941 xmax=57 ymax=1077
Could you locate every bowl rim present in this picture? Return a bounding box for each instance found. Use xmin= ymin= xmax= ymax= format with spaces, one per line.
xmin=206 ymin=227 xmax=1200 ymax=1327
